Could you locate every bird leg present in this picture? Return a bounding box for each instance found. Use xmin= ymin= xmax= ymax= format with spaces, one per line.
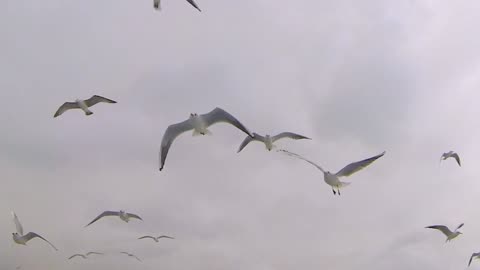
xmin=337 ymin=187 xmax=341 ymax=196
xmin=332 ymin=189 xmax=336 ymax=195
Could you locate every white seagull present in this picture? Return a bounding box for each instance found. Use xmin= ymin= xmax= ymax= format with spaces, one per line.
xmin=425 ymin=223 xmax=464 ymax=242
xmin=120 ymin=252 xmax=142 ymax=262
xmin=11 ymin=212 xmax=58 ymax=251
xmin=54 ymin=95 xmax=116 ymax=118
xmin=469 ymin=252 xmax=480 ymax=266
xmin=440 ymin=151 xmax=461 ymax=167
xmin=237 ymin=132 xmax=311 ymax=153
xmin=138 ymin=235 xmax=174 ymax=242
xmin=159 ymin=107 xmax=253 ymax=171
xmin=153 ymin=0 xmax=201 ymax=11
xmin=68 ymin=252 xmax=104 ymax=260
xmin=279 ymin=149 xmax=385 ymax=195
xmin=85 ymin=210 xmax=143 ymax=227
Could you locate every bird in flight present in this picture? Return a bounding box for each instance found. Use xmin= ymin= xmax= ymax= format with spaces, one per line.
xmin=120 ymin=252 xmax=142 ymax=261
xmin=279 ymin=149 xmax=385 ymax=195
xmin=159 ymin=107 xmax=253 ymax=171
xmin=54 ymin=95 xmax=116 ymax=117
xmin=153 ymin=0 xmax=201 ymax=11
xmin=237 ymin=132 xmax=310 ymax=153
xmin=440 ymin=151 xmax=461 ymax=167
xmin=138 ymin=235 xmax=174 ymax=242
xmin=85 ymin=210 xmax=142 ymax=227
xmin=425 ymin=223 xmax=464 ymax=242
xmin=68 ymin=252 xmax=104 ymax=260
xmin=11 ymin=211 xmax=58 ymax=251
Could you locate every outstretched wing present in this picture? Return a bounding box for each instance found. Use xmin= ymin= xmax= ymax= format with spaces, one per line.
xmin=237 ymin=133 xmax=264 ymax=153
xmin=54 ymin=102 xmax=80 ymax=118
xmin=469 ymin=252 xmax=480 ymax=266
xmin=159 ymin=119 xmax=193 ymax=171
xmin=84 ymin=95 xmax=117 ymax=107
xmin=186 ymin=0 xmax=201 ymax=11
xmin=451 ymin=153 xmax=461 ymax=166
xmin=271 ymin=132 xmax=311 ymax=142
xmin=68 ymin=254 xmax=86 ymax=260
xmin=138 ymin=235 xmax=156 ymax=240
xmin=11 ymin=211 xmax=23 ymax=235
xmin=335 ymin=151 xmax=386 ymax=177
xmin=132 ymin=254 xmax=142 ymax=261
xmin=126 ymin=213 xmax=143 ymax=221
xmin=425 ymin=225 xmax=452 ymax=237
xmin=86 ymin=251 xmax=104 ymax=256
xmin=24 ymin=232 xmax=58 ymax=251
xmin=202 ymin=107 xmax=253 ymax=137
xmin=158 ymin=235 xmax=175 ymax=239
xmin=85 ymin=211 xmax=119 ymax=227
xmin=456 ymin=223 xmax=465 ymax=231
xmin=278 ymin=149 xmax=325 ymax=173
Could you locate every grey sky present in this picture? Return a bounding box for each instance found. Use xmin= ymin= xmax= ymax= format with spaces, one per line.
xmin=2 ymin=0 xmax=480 ymax=269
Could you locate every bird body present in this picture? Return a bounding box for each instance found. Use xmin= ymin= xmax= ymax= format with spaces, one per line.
xmin=237 ymin=132 xmax=310 ymax=152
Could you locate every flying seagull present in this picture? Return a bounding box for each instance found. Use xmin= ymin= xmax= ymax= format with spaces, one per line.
xmin=85 ymin=210 xmax=142 ymax=227
xmin=237 ymin=132 xmax=310 ymax=153
xmin=11 ymin=211 xmax=58 ymax=251
xmin=153 ymin=0 xmax=201 ymax=11
xmin=68 ymin=252 xmax=104 ymax=260
xmin=159 ymin=107 xmax=253 ymax=171
xmin=469 ymin=252 xmax=480 ymax=267
xmin=138 ymin=235 xmax=174 ymax=242
xmin=425 ymin=223 xmax=464 ymax=242
xmin=279 ymin=149 xmax=385 ymax=195
xmin=440 ymin=151 xmax=461 ymax=166
xmin=54 ymin=95 xmax=116 ymax=118
xmin=120 ymin=252 xmax=142 ymax=262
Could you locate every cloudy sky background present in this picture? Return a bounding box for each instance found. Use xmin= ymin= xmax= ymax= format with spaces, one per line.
xmin=2 ymin=0 xmax=480 ymax=269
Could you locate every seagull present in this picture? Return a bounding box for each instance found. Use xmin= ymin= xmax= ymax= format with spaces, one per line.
xmin=138 ymin=235 xmax=174 ymax=242
xmin=469 ymin=252 xmax=480 ymax=266
xmin=279 ymin=149 xmax=385 ymax=195
xmin=11 ymin=211 xmax=58 ymax=251
xmin=237 ymin=132 xmax=311 ymax=153
xmin=159 ymin=107 xmax=253 ymax=171
xmin=68 ymin=252 xmax=104 ymax=260
xmin=85 ymin=210 xmax=142 ymax=227
xmin=120 ymin=252 xmax=142 ymax=262
xmin=153 ymin=0 xmax=201 ymax=11
xmin=425 ymin=223 xmax=464 ymax=242
xmin=440 ymin=151 xmax=461 ymax=166
xmin=54 ymin=95 xmax=117 ymax=118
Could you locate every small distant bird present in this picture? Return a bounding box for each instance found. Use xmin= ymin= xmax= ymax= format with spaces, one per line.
xmin=11 ymin=211 xmax=57 ymax=251
xmin=279 ymin=149 xmax=385 ymax=195
xmin=120 ymin=252 xmax=142 ymax=261
xmin=159 ymin=107 xmax=253 ymax=171
xmin=237 ymin=132 xmax=310 ymax=152
xmin=469 ymin=252 xmax=480 ymax=266
xmin=138 ymin=235 xmax=174 ymax=242
xmin=68 ymin=252 xmax=104 ymax=260
xmin=153 ymin=0 xmax=201 ymax=11
xmin=440 ymin=151 xmax=461 ymax=166
xmin=85 ymin=210 xmax=142 ymax=227
xmin=425 ymin=223 xmax=464 ymax=242
xmin=54 ymin=95 xmax=116 ymax=118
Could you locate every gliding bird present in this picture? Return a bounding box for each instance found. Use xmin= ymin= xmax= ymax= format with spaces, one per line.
xmin=68 ymin=252 xmax=104 ymax=260
xmin=153 ymin=0 xmax=201 ymax=11
xmin=237 ymin=132 xmax=310 ymax=152
xmin=440 ymin=151 xmax=461 ymax=167
xmin=425 ymin=223 xmax=464 ymax=242
xmin=85 ymin=210 xmax=142 ymax=227
xmin=138 ymin=235 xmax=174 ymax=242
xmin=11 ymin=211 xmax=58 ymax=251
xmin=279 ymin=149 xmax=385 ymax=195
xmin=159 ymin=107 xmax=253 ymax=171
xmin=120 ymin=252 xmax=142 ymax=261
xmin=54 ymin=95 xmax=116 ymax=118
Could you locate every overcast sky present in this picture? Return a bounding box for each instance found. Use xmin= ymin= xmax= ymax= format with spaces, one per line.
xmin=2 ymin=0 xmax=480 ymax=269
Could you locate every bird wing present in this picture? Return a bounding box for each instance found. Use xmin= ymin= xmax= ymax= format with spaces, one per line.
xmin=126 ymin=213 xmax=143 ymax=221
xmin=24 ymin=232 xmax=58 ymax=251
xmin=271 ymin=132 xmax=311 ymax=142
xmin=186 ymin=0 xmax=201 ymax=11
xmin=86 ymin=252 xmax=104 ymax=256
xmin=159 ymin=119 xmax=194 ymax=171
xmin=11 ymin=211 xmax=23 ymax=235
xmin=132 ymin=255 xmax=142 ymax=261
xmin=237 ymin=133 xmax=264 ymax=153
xmin=138 ymin=235 xmax=156 ymax=240
xmin=68 ymin=254 xmax=86 ymax=260
xmin=85 ymin=211 xmax=119 ymax=227
xmin=452 ymin=153 xmax=461 ymax=166
xmin=84 ymin=95 xmax=117 ymax=107
xmin=425 ymin=225 xmax=453 ymax=237
xmin=120 ymin=252 xmax=130 ymax=255
xmin=469 ymin=253 xmax=480 ymax=266
xmin=158 ymin=235 xmax=174 ymax=239
xmin=335 ymin=151 xmax=386 ymax=177
xmin=456 ymin=223 xmax=465 ymax=231
xmin=278 ymin=149 xmax=325 ymax=172
xmin=153 ymin=0 xmax=160 ymax=9
xmin=201 ymin=107 xmax=253 ymax=137
xmin=54 ymin=102 xmax=80 ymax=118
